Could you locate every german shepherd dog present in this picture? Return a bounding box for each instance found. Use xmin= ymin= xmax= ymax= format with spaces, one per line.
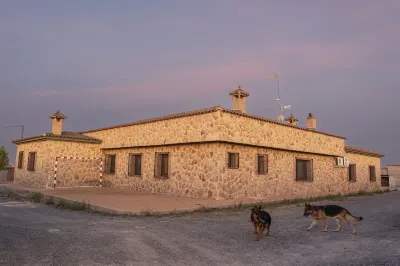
xmin=303 ymin=203 xmax=363 ymax=234
xmin=250 ymin=205 xmax=272 ymax=241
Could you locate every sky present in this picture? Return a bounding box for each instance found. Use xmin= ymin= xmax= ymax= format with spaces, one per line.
xmin=1 ymin=0 xmax=399 ymax=166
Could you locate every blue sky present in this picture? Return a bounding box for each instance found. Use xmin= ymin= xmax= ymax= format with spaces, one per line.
xmin=1 ymin=0 xmax=399 ymax=165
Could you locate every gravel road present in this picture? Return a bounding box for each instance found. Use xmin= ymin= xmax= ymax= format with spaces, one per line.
xmin=1 ymin=190 xmax=399 ymax=266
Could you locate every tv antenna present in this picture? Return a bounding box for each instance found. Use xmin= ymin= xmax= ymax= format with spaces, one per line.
xmin=268 ymin=72 xmax=292 ymax=121
xmin=4 ymin=125 xmax=24 ymax=139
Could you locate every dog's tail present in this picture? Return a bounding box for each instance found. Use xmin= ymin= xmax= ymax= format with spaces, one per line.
xmin=346 ymin=211 xmax=363 ymax=222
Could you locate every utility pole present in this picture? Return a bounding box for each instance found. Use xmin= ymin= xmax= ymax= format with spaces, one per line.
xmin=4 ymin=125 xmax=24 ymax=139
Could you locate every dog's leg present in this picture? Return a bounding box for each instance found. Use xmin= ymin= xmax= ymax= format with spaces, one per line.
xmin=252 ymin=221 xmax=257 ymax=234
xmin=333 ymin=219 xmax=342 ymax=232
xmin=321 ymin=218 xmax=328 ymax=232
xmin=256 ymin=225 xmax=264 ymax=241
xmin=266 ymin=224 xmax=270 ymax=236
xmin=349 ymin=221 xmax=356 ymax=234
xmin=307 ymin=219 xmax=318 ymax=231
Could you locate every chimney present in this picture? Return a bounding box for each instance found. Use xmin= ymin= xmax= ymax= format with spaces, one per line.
xmin=49 ymin=110 xmax=67 ymax=135
xmin=284 ymin=114 xmax=298 ymax=126
xmin=306 ymin=113 xmax=316 ymax=130
xmin=229 ymin=86 xmax=249 ymax=113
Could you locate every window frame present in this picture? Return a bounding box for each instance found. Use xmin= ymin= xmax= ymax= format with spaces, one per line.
xmin=257 ymin=154 xmax=268 ymax=175
xmin=348 ymin=164 xmax=356 ymax=182
xmin=295 ymin=158 xmax=313 ymax=182
xmin=155 ymin=152 xmax=170 ymax=178
xmin=128 ymin=153 xmax=142 ymax=177
xmin=18 ymin=151 xmax=24 ymax=169
xmin=27 ymin=152 xmax=36 ymax=172
xmin=369 ymin=165 xmax=376 ymax=182
xmin=104 ymin=154 xmax=116 ymax=175
xmin=227 ymin=152 xmax=239 ymax=169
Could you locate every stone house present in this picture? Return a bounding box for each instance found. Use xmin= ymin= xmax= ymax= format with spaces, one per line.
xmin=381 ymin=164 xmax=400 ymax=189
xmin=12 ymin=87 xmax=384 ymax=200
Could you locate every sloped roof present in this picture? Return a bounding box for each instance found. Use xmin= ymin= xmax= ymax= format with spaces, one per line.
xmin=12 ymin=131 xmax=101 ymax=145
xmin=345 ymin=145 xmax=384 ymax=157
xmin=82 ymin=105 xmax=346 ymax=139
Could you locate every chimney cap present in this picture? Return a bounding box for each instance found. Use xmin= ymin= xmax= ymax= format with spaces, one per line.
xmin=308 ymin=113 xmax=315 ymax=118
xmin=229 ymin=86 xmax=249 ymax=97
xmin=49 ymin=110 xmax=67 ymax=120
xmin=285 ymin=113 xmax=298 ymax=123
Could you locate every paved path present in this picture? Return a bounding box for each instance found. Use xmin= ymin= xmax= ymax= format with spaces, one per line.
xmin=2 ymin=184 xmax=273 ymax=214
xmin=1 ymin=190 xmax=400 ymax=266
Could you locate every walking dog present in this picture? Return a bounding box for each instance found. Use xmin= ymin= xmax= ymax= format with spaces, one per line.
xmin=303 ymin=203 xmax=363 ymax=234
xmin=250 ymin=205 xmax=272 ymax=241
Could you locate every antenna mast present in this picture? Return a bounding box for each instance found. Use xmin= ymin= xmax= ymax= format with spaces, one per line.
xmin=269 ymin=72 xmax=292 ymax=121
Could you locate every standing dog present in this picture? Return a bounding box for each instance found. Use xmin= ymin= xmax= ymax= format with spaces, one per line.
xmin=250 ymin=205 xmax=272 ymax=241
xmin=303 ymin=203 xmax=363 ymax=234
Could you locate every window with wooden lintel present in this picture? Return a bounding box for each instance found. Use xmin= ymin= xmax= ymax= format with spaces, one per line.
xmin=257 ymin=154 xmax=268 ymax=175
xmin=18 ymin=151 xmax=24 ymax=169
xmin=349 ymin=164 xmax=356 ymax=182
xmin=104 ymin=154 xmax=116 ymax=174
xmin=27 ymin=152 xmax=36 ymax=172
xmin=155 ymin=152 xmax=169 ymax=178
xmin=296 ymin=158 xmax=313 ymax=181
xmin=369 ymin=165 xmax=376 ymax=182
xmin=128 ymin=153 xmax=142 ymax=176
xmin=227 ymin=152 xmax=239 ymax=169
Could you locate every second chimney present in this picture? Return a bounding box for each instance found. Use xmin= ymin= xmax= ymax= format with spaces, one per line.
xmin=49 ymin=110 xmax=67 ymax=135
xmin=306 ymin=113 xmax=316 ymax=130
xmin=285 ymin=114 xmax=298 ymax=126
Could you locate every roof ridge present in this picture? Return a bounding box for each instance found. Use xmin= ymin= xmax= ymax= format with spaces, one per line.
xmin=82 ymin=106 xmax=222 ymax=133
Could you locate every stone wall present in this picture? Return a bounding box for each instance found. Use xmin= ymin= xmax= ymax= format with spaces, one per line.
xmin=220 ymin=143 xmax=382 ymax=201
xmin=84 ymin=112 xmax=221 ymax=149
xmin=14 ymin=140 xmax=100 ymax=188
xmin=84 ymin=109 xmax=346 ymax=156
xmin=101 ymin=142 xmax=382 ymax=200
xmin=102 ymin=143 xmax=224 ymax=199
xmin=217 ymin=111 xmax=346 ymax=156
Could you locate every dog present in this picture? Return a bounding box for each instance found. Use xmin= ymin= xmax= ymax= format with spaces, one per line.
xmin=303 ymin=203 xmax=363 ymax=234
xmin=250 ymin=205 xmax=272 ymax=241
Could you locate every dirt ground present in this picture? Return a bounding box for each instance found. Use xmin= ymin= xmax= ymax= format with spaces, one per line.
xmin=1 ymin=190 xmax=399 ymax=266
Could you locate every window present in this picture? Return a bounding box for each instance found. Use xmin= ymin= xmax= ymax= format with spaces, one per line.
xmin=128 ymin=154 xmax=142 ymax=176
xmin=27 ymin=152 xmax=36 ymax=172
xmin=296 ymin=158 xmax=313 ymax=181
xmin=104 ymin=154 xmax=116 ymax=174
xmin=349 ymin=164 xmax=356 ymax=182
xmin=155 ymin=153 xmax=169 ymax=178
xmin=257 ymin=154 xmax=268 ymax=175
xmin=227 ymin=152 xmax=239 ymax=169
xmin=18 ymin=151 xmax=24 ymax=169
xmin=369 ymin=165 xmax=376 ymax=182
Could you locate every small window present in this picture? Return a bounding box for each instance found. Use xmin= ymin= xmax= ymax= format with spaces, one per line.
xmin=27 ymin=152 xmax=36 ymax=172
xmin=104 ymin=154 xmax=116 ymax=174
xmin=349 ymin=164 xmax=356 ymax=182
xmin=257 ymin=154 xmax=268 ymax=175
xmin=296 ymin=158 xmax=313 ymax=181
xmin=369 ymin=165 xmax=376 ymax=182
xmin=128 ymin=154 xmax=142 ymax=176
xmin=228 ymin=152 xmax=239 ymax=169
xmin=155 ymin=153 xmax=169 ymax=178
xmin=18 ymin=151 xmax=24 ymax=169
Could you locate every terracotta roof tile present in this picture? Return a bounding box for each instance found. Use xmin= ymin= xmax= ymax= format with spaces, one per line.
xmin=12 ymin=131 xmax=101 ymax=144
xmin=345 ymin=145 xmax=384 ymax=157
xmin=229 ymin=86 xmax=249 ymax=97
xmin=49 ymin=110 xmax=67 ymax=120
